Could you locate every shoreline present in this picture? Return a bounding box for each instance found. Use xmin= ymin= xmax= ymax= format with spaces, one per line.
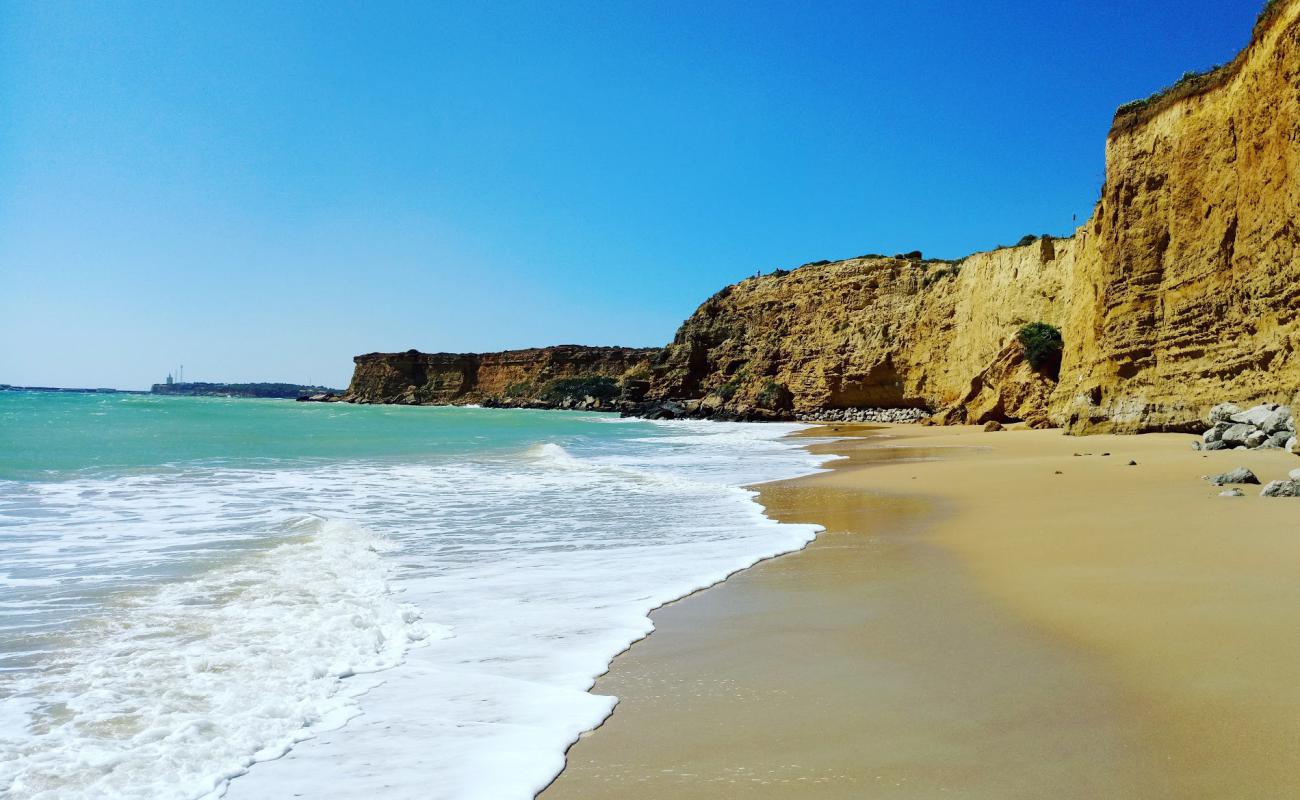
xmin=543 ymin=422 xmax=1300 ymax=799
xmin=206 ymin=415 xmax=832 ymax=800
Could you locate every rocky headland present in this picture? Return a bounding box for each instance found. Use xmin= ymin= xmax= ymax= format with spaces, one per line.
xmin=152 ymin=382 xmax=342 ymax=399
xmin=329 ymin=1 xmax=1300 ymax=435
xmin=332 ymin=346 xmax=659 ymax=410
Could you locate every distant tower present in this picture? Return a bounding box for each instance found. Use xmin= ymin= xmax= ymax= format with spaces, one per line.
xmin=179 ymin=365 xmax=184 ymax=383
xmin=166 ymin=373 xmax=174 ymax=386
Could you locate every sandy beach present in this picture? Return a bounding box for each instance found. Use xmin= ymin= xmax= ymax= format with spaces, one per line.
xmin=543 ymin=423 xmax=1300 ymax=799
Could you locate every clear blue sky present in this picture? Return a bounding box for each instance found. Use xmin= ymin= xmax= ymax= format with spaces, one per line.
xmin=0 ymin=1 xmax=1266 ymax=389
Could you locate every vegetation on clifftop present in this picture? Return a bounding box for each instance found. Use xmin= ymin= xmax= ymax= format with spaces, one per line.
xmin=1112 ymin=1 xmax=1285 ymax=134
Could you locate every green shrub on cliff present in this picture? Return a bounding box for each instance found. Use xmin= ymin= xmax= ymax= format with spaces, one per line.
xmin=756 ymin=379 xmax=791 ymax=410
xmin=502 ymin=382 xmax=533 ymax=398
xmin=922 ymin=263 xmax=962 ymax=288
xmin=620 ymin=363 xmax=652 ymax=383
xmin=537 ymin=376 xmax=620 ymax=403
xmin=715 ymin=376 xmax=742 ymax=401
xmin=1258 ymin=0 xmax=1282 ymax=28
xmin=1114 ymin=63 xmax=1230 ymax=131
xmin=1017 ymin=322 xmax=1063 ymax=372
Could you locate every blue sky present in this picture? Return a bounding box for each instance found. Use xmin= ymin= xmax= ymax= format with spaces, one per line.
xmin=0 ymin=1 xmax=1266 ymax=389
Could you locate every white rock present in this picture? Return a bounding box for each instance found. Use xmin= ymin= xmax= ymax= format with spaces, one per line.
xmin=1289 ymin=436 xmax=1300 ymax=455
xmin=1220 ymin=423 xmax=1256 ymax=446
xmin=1261 ymin=406 xmax=1292 ymax=435
xmin=1260 ymin=479 xmax=1300 ymax=498
xmin=1209 ymin=403 xmax=1242 ymax=424
xmin=1230 ymin=404 xmax=1277 ymax=427
xmin=1219 ymin=488 xmax=1245 ymax=497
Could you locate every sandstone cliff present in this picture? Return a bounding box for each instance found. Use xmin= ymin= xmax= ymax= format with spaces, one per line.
xmin=649 ymin=1 xmax=1300 ymax=431
xmin=649 ymin=239 xmax=1075 ymax=421
xmin=343 ymin=2 xmax=1299 ymax=431
xmin=345 ymin=346 xmax=658 ymax=406
xmin=1057 ymin=0 xmax=1300 ymax=431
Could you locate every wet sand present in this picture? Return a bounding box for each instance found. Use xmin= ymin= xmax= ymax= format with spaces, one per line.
xmin=542 ymin=424 xmax=1300 ymax=799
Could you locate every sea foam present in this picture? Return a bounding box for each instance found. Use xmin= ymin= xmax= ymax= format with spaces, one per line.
xmin=1 ymin=413 xmax=831 ymax=800
xmin=0 ymin=518 xmax=432 ymax=800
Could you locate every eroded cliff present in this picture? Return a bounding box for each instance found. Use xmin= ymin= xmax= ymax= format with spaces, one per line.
xmin=649 ymin=238 xmax=1076 ymax=422
xmin=1057 ymin=0 xmax=1300 ymax=431
xmin=650 ymin=1 xmax=1300 ymax=430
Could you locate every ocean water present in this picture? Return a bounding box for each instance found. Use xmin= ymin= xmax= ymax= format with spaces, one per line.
xmin=0 ymin=392 xmax=832 ymax=800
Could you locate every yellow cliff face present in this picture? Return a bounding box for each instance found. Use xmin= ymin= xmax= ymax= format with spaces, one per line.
xmin=652 ymin=1 xmax=1300 ymax=430
xmin=1057 ymin=0 xmax=1300 ymax=432
xmin=650 ymin=240 xmax=1074 ymax=419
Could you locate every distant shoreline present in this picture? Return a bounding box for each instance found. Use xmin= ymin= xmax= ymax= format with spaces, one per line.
xmin=0 ymin=384 xmax=147 ymax=394
xmin=1 ymin=383 xmax=343 ymax=399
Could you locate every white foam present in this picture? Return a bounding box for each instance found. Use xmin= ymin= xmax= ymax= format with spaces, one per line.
xmin=1 ymin=416 xmax=834 ymax=800
xmin=226 ymin=421 xmax=831 ymax=800
xmin=0 ymin=519 xmax=434 ymax=800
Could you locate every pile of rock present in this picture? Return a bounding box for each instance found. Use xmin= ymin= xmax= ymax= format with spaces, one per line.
xmin=1196 ymin=403 xmax=1298 ymax=453
xmin=794 ymin=407 xmax=929 ymax=424
xmin=1204 ymin=466 xmax=1300 ymax=497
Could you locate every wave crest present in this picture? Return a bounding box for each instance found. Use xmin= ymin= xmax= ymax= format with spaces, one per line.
xmin=0 ymin=518 xmax=437 ymax=800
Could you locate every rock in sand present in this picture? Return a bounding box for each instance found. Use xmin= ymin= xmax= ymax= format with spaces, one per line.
xmin=1205 ymin=467 xmax=1260 ymax=486
xmin=1260 ymin=480 xmax=1300 ymax=497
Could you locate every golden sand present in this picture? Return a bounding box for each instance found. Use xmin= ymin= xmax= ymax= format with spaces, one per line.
xmin=542 ymin=424 xmax=1300 ymax=799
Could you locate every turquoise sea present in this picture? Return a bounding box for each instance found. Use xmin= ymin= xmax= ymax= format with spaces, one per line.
xmin=0 ymin=391 xmax=829 ymax=800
